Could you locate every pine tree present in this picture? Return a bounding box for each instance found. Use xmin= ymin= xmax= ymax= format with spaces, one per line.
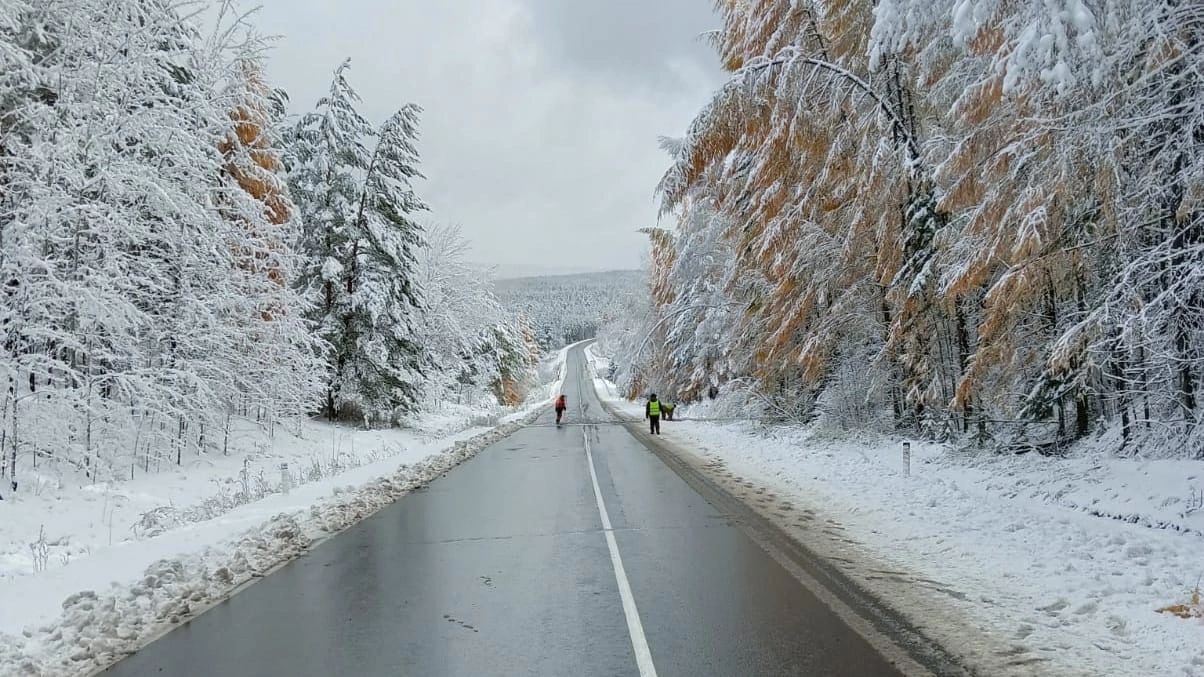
xmin=287 ymin=60 xmax=428 ymax=423
xmin=349 ymin=105 xmax=427 ymax=414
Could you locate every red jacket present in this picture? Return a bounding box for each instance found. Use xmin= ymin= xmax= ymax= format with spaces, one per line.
xmin=555 ymin=396 xmax=566 ymax=409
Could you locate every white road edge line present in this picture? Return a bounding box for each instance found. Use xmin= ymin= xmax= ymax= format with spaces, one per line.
xmin=583 ymin=428 xmax=659 ymax=677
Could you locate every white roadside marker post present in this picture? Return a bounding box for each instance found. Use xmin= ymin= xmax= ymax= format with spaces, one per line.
xmin=280 ymin=462 xmax=291 ymax=495
xmin=902 ymin=441 xmax=911 ymax=477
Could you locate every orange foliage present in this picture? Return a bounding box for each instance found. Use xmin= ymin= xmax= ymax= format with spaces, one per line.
xmin=931 ymin=42 xmax=1113 ymax=413
xmin=1157 ymin=590 xmax=1203 ymax=619
xmin=656 ymin=0 xmax=1167 ymax=432
xmin=516 ymin=315 xmax=542 ymax=368
xmin=218 ymin=60 xmax=292 ymax=320
xmin=496 ymin=378 xmax=524 ymax=407
xmin=640 ymin=226 xmax=677 ymax=315
xmin=659 ymin=0 xmax=925 ymax=404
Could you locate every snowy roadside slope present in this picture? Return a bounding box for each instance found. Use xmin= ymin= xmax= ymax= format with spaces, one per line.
xmin=0 ymin=420 xmax=534 ymax=677
xmin=584 ymin=342 xmax=641 ymax=417
xmin=0 ymin=350 xmax=569 ymax=677
xmin=649 ymin=417 xmax=1204 ymax=676
xmin=0 ymin=421 xmax=484 ymax=631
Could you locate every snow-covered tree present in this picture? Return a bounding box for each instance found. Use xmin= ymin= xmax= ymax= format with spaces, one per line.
xmin=612 ymin=0 xmax=1204 ymax=456
xmin=215 ymin=50 xmax=325 ymax=436
xmin=657 ymin=0 xmax=931 ymax=423
xmin=286 ymin=60 xmax=428 ymax=423
xmin=0 ymin=0 xmax=320 ymax=487
xmin=645 ymin=145 xmax=750 ymax=404
xmin=415 ymin=223 xmax=538 ymax=407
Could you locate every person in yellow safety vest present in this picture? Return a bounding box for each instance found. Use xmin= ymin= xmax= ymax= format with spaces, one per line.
xmin=645 ymin=393 xmax=662 ymax=435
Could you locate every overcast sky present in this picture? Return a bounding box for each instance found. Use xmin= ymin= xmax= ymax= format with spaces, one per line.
xmin=244 ymin=0 xmax=724 ymax=272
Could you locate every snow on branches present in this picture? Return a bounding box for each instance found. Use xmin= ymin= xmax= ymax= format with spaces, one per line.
xmin=0 ymin=1 xmax=539 ymax=498
xmin=632 ymin=0 xmax=1204 ymax=454
xmin=286 ymin=60 xmax=429 ymax=424
xmin=0 ymin=0 xmax=322 ymax=489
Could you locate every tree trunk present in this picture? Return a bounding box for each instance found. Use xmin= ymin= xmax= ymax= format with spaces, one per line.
xmin=955 ymin=300 xmax=973 ymax=432
xmin=1075 ymin=392 xmax=1089 ymax=438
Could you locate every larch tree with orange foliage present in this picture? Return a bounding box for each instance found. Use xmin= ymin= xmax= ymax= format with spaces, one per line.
xmin=220 ymin=60 xmax=291 ymax=293
xmin=658 ymin=0 xmax=953 ymax=424
xmin=215 ymin=55 xmax=325 ymax=429
xmin=615 ymin=0 xmax=1204 ymax=456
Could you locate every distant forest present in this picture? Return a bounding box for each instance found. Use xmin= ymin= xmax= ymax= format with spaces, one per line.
xmin=495 ymin=271 xmax=645 ymax=349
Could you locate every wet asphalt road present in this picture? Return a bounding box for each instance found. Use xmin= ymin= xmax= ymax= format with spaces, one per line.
xmin=101 ymin=346 xmax=907 ymax=677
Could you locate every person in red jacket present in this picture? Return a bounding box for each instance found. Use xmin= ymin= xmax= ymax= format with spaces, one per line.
xmin=554 ymin=394 xmax=567 ymax=425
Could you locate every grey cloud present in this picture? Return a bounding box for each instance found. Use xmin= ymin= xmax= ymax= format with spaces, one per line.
xmin=243 ymin=0 xmax=724 ymax=271
xmin=515 ymin=0 xmax=722 ymax=92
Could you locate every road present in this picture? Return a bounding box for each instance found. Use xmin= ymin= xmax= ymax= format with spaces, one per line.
xmin=101 ymin=345 xmax=922 ymax=677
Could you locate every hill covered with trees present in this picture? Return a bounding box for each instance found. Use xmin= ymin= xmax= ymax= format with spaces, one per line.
xmin=495 ymin=271 xmax=645 ymax=349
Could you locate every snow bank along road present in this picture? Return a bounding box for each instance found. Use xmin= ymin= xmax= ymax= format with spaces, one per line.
xmin=99 ymin=346 xmax=960 ymax=676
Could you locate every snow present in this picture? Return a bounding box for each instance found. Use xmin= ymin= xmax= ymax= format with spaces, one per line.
xmin=12 ymin=335 xmax=1201 ymax=676
xmin=320 ymin=256 xmax=343 ymax=281
xmin=494 ymin=271 xmax=644 ymax=350
xmin=586 ymin=360 xmax=1204 ymax=676
xmin=584 ymin=342 xmax=623 ymax=402
xmin=0 ymin=350 xmax=570 ymax=677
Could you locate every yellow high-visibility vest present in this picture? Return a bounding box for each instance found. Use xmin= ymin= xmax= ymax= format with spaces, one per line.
xmin=648 ymin=400 xmax=661 ymax=416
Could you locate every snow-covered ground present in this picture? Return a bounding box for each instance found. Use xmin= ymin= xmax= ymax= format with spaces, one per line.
xmin=0 ymin=347 xmax=571 ymax=677
xmin=583 ymin=345 xmax=1204 ymax=676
